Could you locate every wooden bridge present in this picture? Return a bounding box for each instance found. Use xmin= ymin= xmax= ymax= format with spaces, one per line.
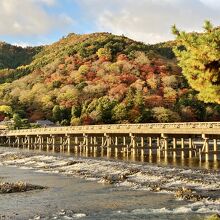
xmin=0 ymin=122 xmax=220 ymax=161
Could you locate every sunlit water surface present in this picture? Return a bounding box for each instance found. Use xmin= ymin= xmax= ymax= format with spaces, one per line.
xmin=0 ymin=146 xmax=219 ymax=220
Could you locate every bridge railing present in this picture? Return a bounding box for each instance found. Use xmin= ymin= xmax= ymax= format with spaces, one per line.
xmin=1 ymin=122 xmax=220 ymax=136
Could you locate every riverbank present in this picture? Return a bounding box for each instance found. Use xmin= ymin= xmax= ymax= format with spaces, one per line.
xmin=0 ymin=148 xmax=219 ymax=219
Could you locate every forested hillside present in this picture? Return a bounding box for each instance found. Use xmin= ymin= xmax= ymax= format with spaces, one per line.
xmin=0 ymin=42 xmax=42 ymax=84
xmin=0 ymin=32 xmax=220 ymax=126
xmin=0 ymin=42 xmax=41 ymax=70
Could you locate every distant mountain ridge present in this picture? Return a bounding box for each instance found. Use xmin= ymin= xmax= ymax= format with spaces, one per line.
xmin=0 ymin=41 xmax=42 ymax=70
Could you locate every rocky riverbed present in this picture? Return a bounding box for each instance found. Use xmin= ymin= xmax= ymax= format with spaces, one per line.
xmin=0 ymin=150 xmax=219 ymax=202
xmin=0 ymin=180 xmax=45 ymax=194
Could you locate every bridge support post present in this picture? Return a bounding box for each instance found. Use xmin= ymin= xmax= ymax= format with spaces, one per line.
xmin=36 ymin=136 xmax=39 ymax=149
xmin=173 ymin=137 xmax=177 ymax=158
xmin=83 ymin=134 xmax=89 ymax=147
xmin=189 ymin=138 xmax=192 ymax=158
xmin=90 ymin=137 xmax=93 ymax=149
xmin=213 ymin=138 xmax=217 ymax=161
xmin=101 ymin=136 xmax=104 ymax=147
xmin=26 ymin=136 xmax=30 ymax=149
xmin=94 ymin=137 xmax=97 ymax=146
xmin=161 ymin=134 xmax=168 ymax=158
xmin=51 ymin=135 xmax=56 ymax=152
xmin=30 ymin=136 xmax=33 ymax=149
xmin=164 ymin=138 xmax=168 ymax=158
xmin=34 ymin=137 xmax=37 ymax=148
xmin=156 ymin=137 xmax=161 ymax=157
xmin=115 ymin=136 xmax=118 ymax=146
xmin=181 ymin=138 xmax=184 ymax=159
xmin=104 ymin=134 xmax=112 ymax=156
xmin=60 ymin=137 xmax=63 ymax=151
xmin=202 ymin=134 xmax=210 ymax=161
xmin=66 ymin=135 xmax=70 ymax=152
xmin=141 ymin=137 xmax=144 ymax=147
xmin=140 ymin=136 xmax=144 ymax=156
xmin=41 ymin=136 xmax=44 ymax=149
xmin=46 ymin=137 xmax=50 ymax=151
xmin=129 ymin=133 xmax=136 ymax=157
xmin=75 ymin=137 xmax=79 ymax=146
xmin=90 ymin=136 xmax=93 ymax=145
xmin=8 ymin=137 xmax=11 ymax=147
xmin=149 ymin=137 xmax=152 ymax=156
xmin=130 ymin=133 xmax=136 ymax=148
xmin=123 ymin=137 xmax=126 ymax=146
xmin=106 ymin=135 xmax=111 ymax=157
xmin=104 ymin=134 xmax=110 ymax=147
xmin=15 ymin=137 xmax=20 ymax=148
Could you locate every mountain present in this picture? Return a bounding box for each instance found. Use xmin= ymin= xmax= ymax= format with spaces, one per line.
xmin=0 ymin=42 xmax=42 ymax=84
xmin=0 ymin=32 xmax=219 ymax=125
xmin=0 ymin=41 xmax=41 ymax=70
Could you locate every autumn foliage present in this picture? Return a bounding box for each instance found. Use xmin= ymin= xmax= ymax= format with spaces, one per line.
xmin=0 ymin=32 xmax=220 ymax=125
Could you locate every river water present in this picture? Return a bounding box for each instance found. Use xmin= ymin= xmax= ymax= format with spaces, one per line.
xmin=0 ymin=146 xmax=219 ymax=220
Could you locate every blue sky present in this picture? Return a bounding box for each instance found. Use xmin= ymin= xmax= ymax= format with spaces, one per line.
xmin=0 ymin=0 xmax=220 ymax=46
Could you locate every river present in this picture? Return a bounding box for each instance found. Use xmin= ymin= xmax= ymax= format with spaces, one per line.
xmin=0 ymin=146 xmax=219 ymax=219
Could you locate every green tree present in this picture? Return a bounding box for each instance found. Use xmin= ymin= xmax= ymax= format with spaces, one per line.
xmin=112 ymin=103 xmax=127 ymax=122
xmin=20 ymin=119 xmax=30 ymax=129
xmin=71 ymin=105 xmax=81 ymax=118
xmin=152 ymin=107 xmax=181 ymax=123
xmin=172 ymin=21 xmax=220 ymax=103
xmin=60 ymin=106 xmax=71 ymax=124
xmin=134 ymin=90 xmax=144 ymax=109
xmin=52 ymin=105 xmax=61 ymax=122
xmin=177 ymin=93 xmax=206 ymax=121
xmin=141 ymin=109 xmax=153 ymax=123
xmin=13 ymin=113 xmax=22 ymax=129
xmin=124 ymin=88 xmax=135 ymax=109
xmin=96 ymin=97 xmax=116 ymax=123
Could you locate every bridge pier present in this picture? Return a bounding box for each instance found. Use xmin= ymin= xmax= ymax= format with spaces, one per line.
xmin=148 ymin=137 xmax=153 ymax=156
xmin=173 ymin=137 xmax=177 ymax=158
xmin=201 ymin=134 xmax=210 ymax=161
xmin=188 ymin=138 xmax=192 ymax=158
xmin=156 ymin=137 xmax=161 ymax=157
xmin=213 ymin=138 xmax=217 ymax=161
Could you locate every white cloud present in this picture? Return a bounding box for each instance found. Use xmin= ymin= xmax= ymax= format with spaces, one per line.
xmin=78 ymin=0 xmax=220 ymax=43
xmin=199 ymin=0 xmax=220 ymax=10
xmin=12 ymin=41 xmax=31 ymax=48
xmin=0 ymin=0 xmax=74 ymax=36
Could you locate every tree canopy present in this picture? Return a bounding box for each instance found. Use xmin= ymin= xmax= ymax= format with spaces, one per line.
xmin=172 ymin=21 xmax=220 ymax=103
